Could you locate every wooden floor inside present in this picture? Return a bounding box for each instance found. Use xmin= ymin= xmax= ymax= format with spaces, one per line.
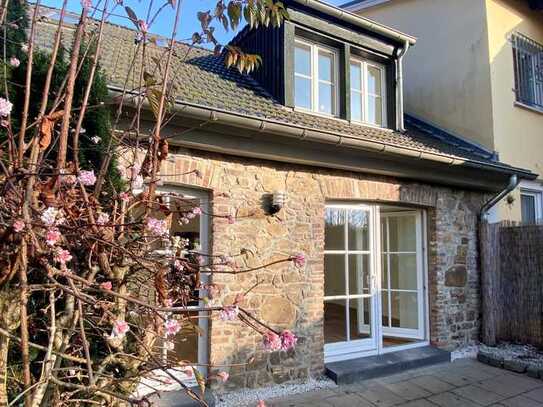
xmin=324 ymin=302 xmax=419 ymax=347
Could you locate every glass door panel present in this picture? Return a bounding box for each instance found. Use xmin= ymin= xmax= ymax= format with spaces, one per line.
xmin=381 ymin=212 xmax=424 ymax=340
xmin=324 ymin=205 xmax=378 ymax=360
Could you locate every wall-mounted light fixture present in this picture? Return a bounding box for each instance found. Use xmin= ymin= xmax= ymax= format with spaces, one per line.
xmin=268 ymin=190 xmax=286 ymax=215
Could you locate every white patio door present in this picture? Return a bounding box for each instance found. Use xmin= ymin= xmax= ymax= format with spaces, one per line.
xmin=380 ymin=212 xmax=425 ymax=340
xmin=324 ymin=205 xmax=426 ymax=362
xmin=324 ymin=204 xmax=380 ymax=361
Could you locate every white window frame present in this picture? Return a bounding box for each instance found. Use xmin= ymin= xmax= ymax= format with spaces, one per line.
xmin=349 ymin=57 xmax=387 ymax=127
xmin=520 ymin=188 xmax=543 ymax=224
xmin=294 ymin=38 xmax=339 ymax=117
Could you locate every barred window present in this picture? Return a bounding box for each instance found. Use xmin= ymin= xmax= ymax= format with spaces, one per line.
xmin=512 ymin=33 xmax=543 ymax=110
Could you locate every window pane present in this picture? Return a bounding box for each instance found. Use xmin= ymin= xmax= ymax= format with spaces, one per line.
xmin=324 ymin=300 xmax=347 ymax=344
xmin=295 ymin=76 xmax=312 ymax=110
xmin=295 ymin=45 xmax=311 ymax=76
xmin=367 ymin=65 xmax=383 ymax=96
xmin=381 ymin=290 xmax=390 ymax=326
xmin=318 ymin=82 xmax=333 ymax=114
xmin=350 ymin=297 xmax=371 ymax=340
xmin=348 ymin=254 xmax=370 ymax=295
xmin=381 ymin=254 xmax=388 ymax=288
xmin=348 ymin=210 xmax=369 ymax=251
xmin=325 ymin=254 xmax=346 ymax=297
xmin=368 ymin=95 xmax=383 ymax=126
xmin=389 ymin=254 xmax=417 ymax=290
xmin=391 ymin=291 xmax=418 ymax=329
xmin=521 ymin=194 xmax=536 ymax=224
xmin=388 ymin=216 xmax=416 ymax=252
xmin=351 ymin=91 xmax=363 ymax=122
xmin=325 ymin=208 xmax=345 ymax=250
xmin=350 ymin=61 xmax=362 ymax=91
xmin=318 ymin=51 xmax=333 ymax=82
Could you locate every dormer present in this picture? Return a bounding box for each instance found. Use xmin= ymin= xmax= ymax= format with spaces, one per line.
xmin=229 ymin=0 xmax=416 ymax=131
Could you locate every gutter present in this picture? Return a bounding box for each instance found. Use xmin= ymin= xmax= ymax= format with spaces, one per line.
xmin=108 ymin=86 xmax=537 ymax=181
xmin=480 ymin=175 xmax=520 ymax=220
xmin=292 ymin=0 xmax=417 ymax=45
xmin=395 ymin=40 xmax=410 ymax=132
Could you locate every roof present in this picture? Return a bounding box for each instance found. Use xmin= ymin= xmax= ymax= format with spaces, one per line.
xmin=32 ymin=5 xmax=535 ymax=181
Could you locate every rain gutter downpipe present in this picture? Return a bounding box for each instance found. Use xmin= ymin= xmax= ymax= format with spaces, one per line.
xmin=480 ymin=174 xmax=519 ymax=221
xmin=396 ymin=40 xmax=410 ymax=132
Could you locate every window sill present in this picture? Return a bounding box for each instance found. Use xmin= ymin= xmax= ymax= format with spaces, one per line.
xmin=292 ymin=107 xmax=393 ymax=132
xmin=514 ymin=101 xmax=543 ymax=116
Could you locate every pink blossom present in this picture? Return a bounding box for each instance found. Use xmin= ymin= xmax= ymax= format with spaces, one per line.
xmin=146 ymin=217 xmax=169 ymax=237
xmin=227 ymin=215 xmax=235 ymax=224
xmin=197 ymin=255 xmax=206 ymax=266
xmin=174 ymin=260 xmax=184 ymax=271
xmin=13 ymin=219 xmax=25 ymax=232
xmin=81 ymin=0 xmax=92 ymax=9
xmin=91 ymin=135 xmax=101 ymax=144
xmin=182 ymin=367 xmax=193 ymax=377
xmin=96 ymin=212 xmax=109 ymax=225
xmin=256 ymin=401 xmax=267 ymax=407
xmin=54 ymin=248 xmax=72 ymax=264
xmin=194 ymin=169 xmax=202 ymax=178
xmin=216 ymin=371 xmax=229 ymax=382
xmin=41 ymin=207 xmax=63 ymax=226
xmin=100 ymin=281 xmax=112 ymax=290
xmin=112 ymin=320 xmax=130 ymax=338
xmin=280 ymin=330 xmax=298 ymax=351
xmin=164 ymin=319 xmax=181 ymax=336
xmin=9 ymin=57 xmax=20 ymax=67
xmin=78 ymin=170 xmax=96 ymax=186
xmin=45 ymin=227 xmax=61 ymax=246
xmin=0 ymin=97 xmax=12 ymax=117
xmin=206 ymin=284 xmax=219 ymax=299
xmin=219 ymin=305 xmax=239 ymax=321
xmin=291 ymin=253 xmax=306 ymax=268
xmin=131 ymin=174 xmax=144 ymax=191
xmin=263 ymin=332 xmax=282 ymax=352
xmin=192 ymin=207 xmax=202 ymax=215
xmin=60 ymin=170 xmax=77 ymax=185
xmin=137 ymin=20 xmax=148 ymax=33
xmin=119 ymin=192 xmax=130 ymax=202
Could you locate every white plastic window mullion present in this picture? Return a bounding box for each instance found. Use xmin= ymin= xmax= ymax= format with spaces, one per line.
xmin=386 ymin=216 xmax=392 ymax=328
xmin=344 ymin=212 xmax=351 ymax=341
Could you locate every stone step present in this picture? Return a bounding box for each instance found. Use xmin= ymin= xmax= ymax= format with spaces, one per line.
xmin=149 ymin=388 xmax=215 ymax=407
xmin=325 ymin=346 xmax=451 ymax=385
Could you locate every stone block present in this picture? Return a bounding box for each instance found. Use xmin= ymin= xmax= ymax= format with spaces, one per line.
xmin=526 ymin=365 xmax=543 ymax=379
xmin=504 ymin=359 xmax=527 ymax=373
xmin=445 ymin=265 xmax=467 ymax=287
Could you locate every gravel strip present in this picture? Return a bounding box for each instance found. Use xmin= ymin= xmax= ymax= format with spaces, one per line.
xmin=215 ymin=376 xmax=337 ymax=407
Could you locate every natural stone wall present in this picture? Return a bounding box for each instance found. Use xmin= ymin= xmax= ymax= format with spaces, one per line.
xmin=157 ymin=147 xmax=485 ymax=388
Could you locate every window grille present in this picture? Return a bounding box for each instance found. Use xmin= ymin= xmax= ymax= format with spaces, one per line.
xmin=512 ymin=33 xmax=543 ymax=110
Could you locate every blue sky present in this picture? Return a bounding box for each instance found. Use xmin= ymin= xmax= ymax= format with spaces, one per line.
xmin=41 ymin=0 xmax=344 ymax=47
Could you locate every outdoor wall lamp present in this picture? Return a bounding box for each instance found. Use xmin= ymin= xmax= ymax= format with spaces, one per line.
xmin=268 ymin=190 xmax=286 ymax=215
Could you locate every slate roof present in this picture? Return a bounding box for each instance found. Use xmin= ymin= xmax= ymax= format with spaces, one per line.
xmin=32 ymin=6 xmax=512 ymax=168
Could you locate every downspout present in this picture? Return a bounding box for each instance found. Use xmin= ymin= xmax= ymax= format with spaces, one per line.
xmin=396 ymin=40 xmax=410 ymax=132
xmin=480 ymin=174 xmax=519 ymax=221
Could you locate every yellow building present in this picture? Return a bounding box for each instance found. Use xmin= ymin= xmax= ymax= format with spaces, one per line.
xmin=344 ymin=0 xmax=543 ymax=223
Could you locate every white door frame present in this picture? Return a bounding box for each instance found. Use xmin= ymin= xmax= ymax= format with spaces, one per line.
xmin=157 ymin=184 xmax=210 ymax=380
xmin=324 ymin=204 xmax=429 ymax=363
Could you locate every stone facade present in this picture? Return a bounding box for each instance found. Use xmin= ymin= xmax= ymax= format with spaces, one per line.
xmin=157 ymin=146 xmax=485 ymax=389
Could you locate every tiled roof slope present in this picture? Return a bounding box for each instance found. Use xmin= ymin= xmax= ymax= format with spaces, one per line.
xmin=33 ymin=6 xmax=501 ymax=166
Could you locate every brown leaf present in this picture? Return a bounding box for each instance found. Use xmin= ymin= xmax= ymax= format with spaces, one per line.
xmin=38 ymin=110 xmax=64 ymax=151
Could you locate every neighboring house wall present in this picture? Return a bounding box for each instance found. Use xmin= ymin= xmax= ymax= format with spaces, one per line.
xmin=353 ymin=0 xmax=543 ymax=223
xmin=154 ymin=144 xmax=484 ymax=388
xmin=485 ymin=0 xmax=543 ymax=222
xmin=354 ymin=0 xmax=495 ymax=150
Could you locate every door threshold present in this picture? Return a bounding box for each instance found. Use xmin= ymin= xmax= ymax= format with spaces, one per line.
xmin=325 ymin=345 xmax=450 ymax=385
xmin=324 ymin=340 xmax=429 ymax=364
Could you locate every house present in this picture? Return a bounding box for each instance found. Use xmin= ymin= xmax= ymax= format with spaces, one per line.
xmin=343 ymin=0 xmax=543 ymax=224
xmin=34 ymin=0 xmax=537 ymax=389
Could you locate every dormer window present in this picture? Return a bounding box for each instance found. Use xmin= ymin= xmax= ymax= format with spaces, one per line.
xmin=294 ymin=39 xmax=339 ymax=116
xmin=350 ymin=58 xmax=387 ymax=127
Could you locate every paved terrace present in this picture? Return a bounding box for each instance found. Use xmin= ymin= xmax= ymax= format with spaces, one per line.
xmin=266 ymin=360 xmax=543 ymax=407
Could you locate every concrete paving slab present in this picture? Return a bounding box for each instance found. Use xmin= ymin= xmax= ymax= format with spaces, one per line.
xmin=408 ymin=375 xmax=456 ymax=394
xmin=476 ymin=374 xmax=543 ymax=398
xmin=500 ymin=395 xmax=543 ymax=407
xmin=358 ymin=384 xmax=407 ymax=406
xmin=384 ymin=381 xmax=432 ymax=401
xmin=524 ymin=387 xmax=543 ymax=403
xmin=452 ymin=385 xmax=506 ymax=405
xmin=427 ymin=391 xmax=482 ymax=407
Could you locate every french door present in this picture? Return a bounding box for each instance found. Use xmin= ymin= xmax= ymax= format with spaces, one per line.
xmin=324 ymin=204 xmax=426 ymax=362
